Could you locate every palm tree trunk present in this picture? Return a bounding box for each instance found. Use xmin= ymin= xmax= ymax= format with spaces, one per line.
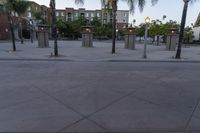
xmin=175 ymin=1 xmax=189 ymax=59
xmin=50 ymin=0 xmax=58 ymax=56
xmin=111 ymin=0 xmax=117 ymax=54
xmin=8 ymin=12 xmax=16 ymax=51
xmin=52 ymin=8 xmax=58 ymax=56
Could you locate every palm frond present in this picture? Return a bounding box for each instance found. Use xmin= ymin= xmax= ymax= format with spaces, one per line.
xmin=151 ymin=0 xmax=158 ymax=5
xmin=138 ymin=0 xmax=145 ymax=12
xmin=75 ymin=0 xmax=84 ymax=5
xmin=13 ymin=0 xmax=30 ymax=15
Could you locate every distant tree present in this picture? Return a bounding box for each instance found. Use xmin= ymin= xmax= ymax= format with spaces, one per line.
xmin=33 ymin=11 xmax=47 ymax=24
xmin=184 ymin=26 xmax=194 ymax=43
xmin=57 ymin=19 xmax=68 ymax=37
xmin=13 ymin=0 xmax=30 ymax=44
xmin=95 ymin=25 xmax=112 ymax=39
xmin=91 ymin=17 xmax=101 ymax=27
xmin=78 ymin=0 xmax=159 ymax=54
xmin=135 ymin=23 xmax=145 ymax=42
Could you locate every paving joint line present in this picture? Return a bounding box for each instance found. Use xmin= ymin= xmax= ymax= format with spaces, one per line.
xmin=60 ymin=88 xmax=140 ymax=132
xmin=132 ymin=93 xmax=200 ymax=125
xmin=184 ymin=97 xmax=200 ymax=131
xmin=83 ymin=88 xmax=139 ymax=122
xmin=31 ymin=84 xmax=86 ymax=117
xmin=30 ymin=84 xmax=108 ymax=132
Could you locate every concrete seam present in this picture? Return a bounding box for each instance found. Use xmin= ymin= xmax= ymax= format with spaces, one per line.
xmin=184 ymin=97 xmax=200 ymax=131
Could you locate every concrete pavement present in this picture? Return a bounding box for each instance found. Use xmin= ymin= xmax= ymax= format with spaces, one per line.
xmin=0 ymin=40 xmax=200 ymax=132
xmin=0 ymin=61 xmax=200 ymax=132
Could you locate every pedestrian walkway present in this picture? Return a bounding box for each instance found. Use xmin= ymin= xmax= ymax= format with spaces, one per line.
xmin=1 ymin=41 xmax=200 ymax=132
xmin=0 ymin=40 xmax=200 ymax=62
xmin=0 ymin=61 xmax=200 ymax=132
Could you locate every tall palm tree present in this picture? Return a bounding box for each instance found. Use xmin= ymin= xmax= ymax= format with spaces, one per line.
xmin=175 ymin=0 xmax=198 ymax=59
xmin=2 ymin=0 xmax=16 ymax=51
xmin=78 ymin=0 xmax=158 ymax=54
xmin=50 ymin=0 xmax=84 ymax=56
xmin=13 ymin=0 xmax=30 ymax=44
xmin=50 ymin=0 xmax=58 ymax=56
xmin=0 ymin=0 xmax=29 ymax=50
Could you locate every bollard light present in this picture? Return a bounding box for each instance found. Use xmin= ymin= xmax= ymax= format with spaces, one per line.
xmin=85 ymin=28 xmax=91 ymax=32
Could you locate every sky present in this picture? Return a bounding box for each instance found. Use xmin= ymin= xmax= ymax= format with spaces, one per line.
xmin=30 ymin=0 xmax=200 ymax=26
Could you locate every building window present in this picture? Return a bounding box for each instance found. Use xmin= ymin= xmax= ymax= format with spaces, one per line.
xmin=75 ymin=12 xmax=78 ymax=17
xmin=103 ymin=19 xmax=107 ymax=24
xmin=123 ymin=20 xmax=126 ymax=22
xmin=124 ymin=13 xmax=127 ymax=17
xmin=28 ymin=12 xmax=32 ymax=18
xmin=61 ymin=12 xmax=64 ymax=17
xmin=97 ymin=13 xmax=100 ymax=17
xmin=103 ymin=13 xmax=107 ymax=17
xmin=91 ymin=13 xmax=94 ymax=17
xmin=86 ymin=13 xmax=89 ymax=17
xmin=56 ymin=12 xmax=59 ymax=17
xmin=80 ymin=13 xmax=84 ymax=17
xmin=68 ymin=13 xmax=71 ymax=17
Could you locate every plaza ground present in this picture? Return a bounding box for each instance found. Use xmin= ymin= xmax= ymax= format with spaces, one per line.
xmin=0 ymin=40 xmax=200 ymax=61
xmin=0 ymin=40 xmax=200 ymax=132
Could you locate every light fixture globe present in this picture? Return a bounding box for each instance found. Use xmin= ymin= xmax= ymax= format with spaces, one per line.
xmin=145 ymin=17 xmax=150 ymax=24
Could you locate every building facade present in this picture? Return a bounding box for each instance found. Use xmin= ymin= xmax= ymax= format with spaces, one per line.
xmin=62 ymin=7 xmax=129 ymax=29
xmin=0 ymin=1 xmax=129 ymax=40
xmin=193 ymin=12 xmax=200 ymax=41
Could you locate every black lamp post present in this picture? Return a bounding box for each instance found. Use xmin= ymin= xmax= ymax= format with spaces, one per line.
xmin=143 ymin=17 xmax=150 ymax=59
xmin=50 ymin=0 xmax=58 ymax=56
xmin=175 ymin=0 xmax=191 ymax=59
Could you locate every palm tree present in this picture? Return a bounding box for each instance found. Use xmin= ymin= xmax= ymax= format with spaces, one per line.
xmin=79 ymin=0 xmax=158 ymax=54
xmin=0 ymin=0 xmax=29 ymax=50
xmin=13 ymin=0 xmax=30 ymax=44
xmin=175 ymin=0 xmax=198 ymax=59
xmin=50 ymin=0 xmax=58 ymax=56
xmin=2 ymin=0 xmax=16 ymax=51
xmin=50 ymin=0 xmax=84 ymax=56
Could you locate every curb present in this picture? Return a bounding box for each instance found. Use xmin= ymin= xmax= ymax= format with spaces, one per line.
xmin=1 ymin=58 xmax=200 ymax=63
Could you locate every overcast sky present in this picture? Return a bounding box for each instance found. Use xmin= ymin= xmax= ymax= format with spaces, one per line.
xmin=30 ymin=0 xmax=200 ymax=26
